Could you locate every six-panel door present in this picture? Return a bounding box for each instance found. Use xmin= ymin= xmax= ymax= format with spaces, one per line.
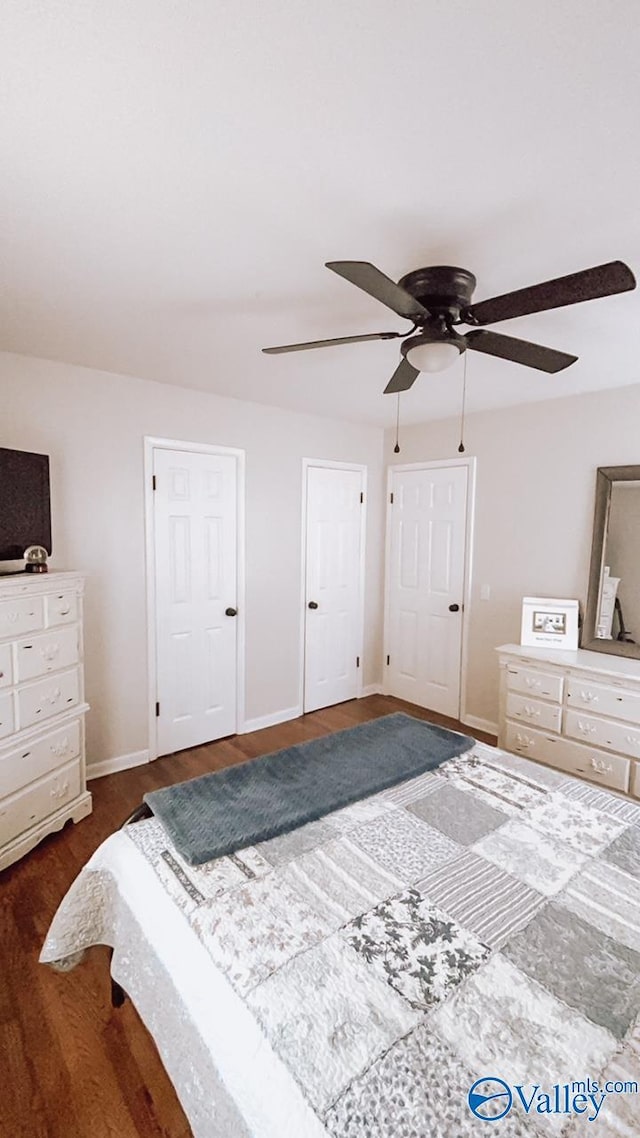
xmin=304 ymin=466 xmax=363 ymax=713
xmin=153 ymin=448 xmax=238 ymax=755
xmin=386 ymin=465 xmax=468 ymax=718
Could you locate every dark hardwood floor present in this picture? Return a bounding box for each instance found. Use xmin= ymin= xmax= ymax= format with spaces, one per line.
xmin=0 ymin=695 xmax=495 ymax=1138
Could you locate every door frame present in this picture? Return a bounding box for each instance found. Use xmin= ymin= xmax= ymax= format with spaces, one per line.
xmin=299 ymin=458 xmax=368 ymax=714
xmin=144 ymin=436 xmax=246 ymax=761
xmin=382 ymin=456 xmax=476 ymax=723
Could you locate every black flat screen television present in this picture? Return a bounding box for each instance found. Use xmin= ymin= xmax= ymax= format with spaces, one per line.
xmin=0 ymin=447 xmax=52 ymax=562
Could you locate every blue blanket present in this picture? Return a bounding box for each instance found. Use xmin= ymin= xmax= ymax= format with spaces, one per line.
xmin=144 ymin=712 xmax=474 ymax=865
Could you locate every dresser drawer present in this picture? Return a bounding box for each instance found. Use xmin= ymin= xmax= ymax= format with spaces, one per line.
xmin=566 ymin=678 xmax=640 ymax=724
xmin=0 ymin=692 xmax=15 ymax=741
xmin=504 ymin=722 xmax=630 ymax=793
xmin=44 ymin=592 xmax=78 ymax=628
xmin=505 ymin=665 xmax=563 ymax=703
xmin=14 ymin=626 xmax=79 ymax=683
xmin=0 ymin=595 xmax=44 ymax=638
xmin=564 ymin=745 xmax=630 ymax=794
xmin=0 ymin=643 xmax=12 ymax=689
xmin=0 ymin=720 xmax=82 ymax=798
xmin=0 ymin=759 xmax=81 ymax=847
xmin=504 ymin=722 xmax=561 ymax=764
xmin=506 ymin=692 xmax=562 ymax=732
xmin=17 ymin=669 xmax=80 ymax=730
xmin=565 ymin=708 xmax=640 ymax=760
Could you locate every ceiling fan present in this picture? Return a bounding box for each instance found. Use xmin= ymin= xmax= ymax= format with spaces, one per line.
xmin=262 ymin=260 xmax=636 ymax=393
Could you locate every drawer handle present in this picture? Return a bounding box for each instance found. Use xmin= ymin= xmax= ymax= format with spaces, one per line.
xmin=50 ymin=781 xmax=70 ymax=800
xmin=0 ymin=671 xmax=3 ymax=679
xmin=50 ymin=738 xmax=71 ymax=758
xmin=40 ymin=644 xmax=60 ymax=662
xmin=58 ymin=606 xmax=71 ymax=616
xmin=41 ymin=687 xmax=63 ymax=707
xmin=577 ymin=720 xmax=597 ymax=736
xmin=515 ymin=732 xmax=534 ymax=749
xmin=591 ymin=757 xmax=612 ymax=775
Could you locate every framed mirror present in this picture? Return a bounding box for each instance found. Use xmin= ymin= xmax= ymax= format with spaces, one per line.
xmin=583 ymin=465 xmax=640 ymax=658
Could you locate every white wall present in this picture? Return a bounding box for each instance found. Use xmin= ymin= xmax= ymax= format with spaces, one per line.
xmin=1 ymin=351 xmax=385 ymax=768
xmin=384 ymin=382 xmax=640 ymax=729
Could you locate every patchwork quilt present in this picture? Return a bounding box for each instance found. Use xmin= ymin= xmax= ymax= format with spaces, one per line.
xmin=41 ymin=742 xmax=640 ymax=1137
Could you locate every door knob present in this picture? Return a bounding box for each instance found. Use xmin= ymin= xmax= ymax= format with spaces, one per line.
xmin=308 ymin=601 xmax=319 ymax=610
xmin=448 ymin=603 xmax=460 ymax=612
xmin=225 ymin=607 xmax=238 ymax=617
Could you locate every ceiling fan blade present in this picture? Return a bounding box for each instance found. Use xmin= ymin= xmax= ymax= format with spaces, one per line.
xmin=326 ymin=261 xmax=429 ymax=322
xmin=465 ymin=329 xmax=577 ymax=373
xmin=262 ymin=330 xmax=402 ymax=354
xmin=383 ymin=358 xmax=420 ymax=394
xmin=464 ymin=261 xmax=636 ymax=326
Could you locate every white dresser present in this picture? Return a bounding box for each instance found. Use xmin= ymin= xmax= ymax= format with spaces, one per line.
xmin=497 ymin=643 xmax=640 ymax=798
xmin=0 ymin=571 xmax=92 ymax=872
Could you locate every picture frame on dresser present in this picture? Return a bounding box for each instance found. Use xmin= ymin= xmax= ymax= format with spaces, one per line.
xmin=0 ymin=571 xmax=92 ymax=872
xmin=497 ymin=643 xmax=640 ymax=800
xmin=520 ymin=596 xmax=579 ymax=650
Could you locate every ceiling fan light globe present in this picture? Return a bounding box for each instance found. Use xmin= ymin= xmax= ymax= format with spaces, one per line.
xmin=405 ymin=340 xmax=461 ymax=373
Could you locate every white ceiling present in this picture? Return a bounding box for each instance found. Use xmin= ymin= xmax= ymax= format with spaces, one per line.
xmin=2 ymin=0 xmax=640 ymax=427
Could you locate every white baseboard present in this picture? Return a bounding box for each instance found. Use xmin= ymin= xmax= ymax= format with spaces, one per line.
xmin=87 ymin=749 xmax=150 ymax=781
xmin=240 ymin=706 xmax=302 ymax=734
xmin=462 ymin=713 xmax=499 ymax=737
xmin=360 ymin=683 xmax=383 ymax=697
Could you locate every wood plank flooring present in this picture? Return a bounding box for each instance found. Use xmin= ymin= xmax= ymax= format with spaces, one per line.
xmin=0 ymin=695 xmax=495 ymax=1138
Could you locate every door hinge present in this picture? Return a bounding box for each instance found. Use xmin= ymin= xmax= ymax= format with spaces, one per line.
xmin=390 ymin=492 xmax=394 ymax=504
xmin=360 ymin=491 xmax=364 ymax=504
xmin=155 ymin=701 xmax=160 ymax=717
xmin=386 ymin=654 xmax=390 ymax=665
xmin=356 ymin=656 xmax=360 ymax=667
xmin=152 ymin=475 xmax=157 ymax=491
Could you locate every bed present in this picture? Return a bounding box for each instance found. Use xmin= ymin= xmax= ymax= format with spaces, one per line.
xmin=40 ymin=738 xmax=640 ymax=1137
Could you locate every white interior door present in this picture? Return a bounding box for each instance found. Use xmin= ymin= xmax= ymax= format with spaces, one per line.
xmin=385 ymin=463 xmax=469 ymax=718
xmin=304 ymin=465 xmax=364 ymax=713
xmin=153 ymin=447 xmax=238 ymax=756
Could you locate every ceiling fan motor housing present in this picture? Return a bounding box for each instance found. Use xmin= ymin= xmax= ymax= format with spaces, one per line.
xmin=397 ymin=266 xmax=477 ymax=322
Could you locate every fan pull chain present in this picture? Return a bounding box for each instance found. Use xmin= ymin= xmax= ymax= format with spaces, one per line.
xmin=458 ymin=350 xmax=468 ymax=453
xmin=394 ymin=393 xmax=401 ymax=453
